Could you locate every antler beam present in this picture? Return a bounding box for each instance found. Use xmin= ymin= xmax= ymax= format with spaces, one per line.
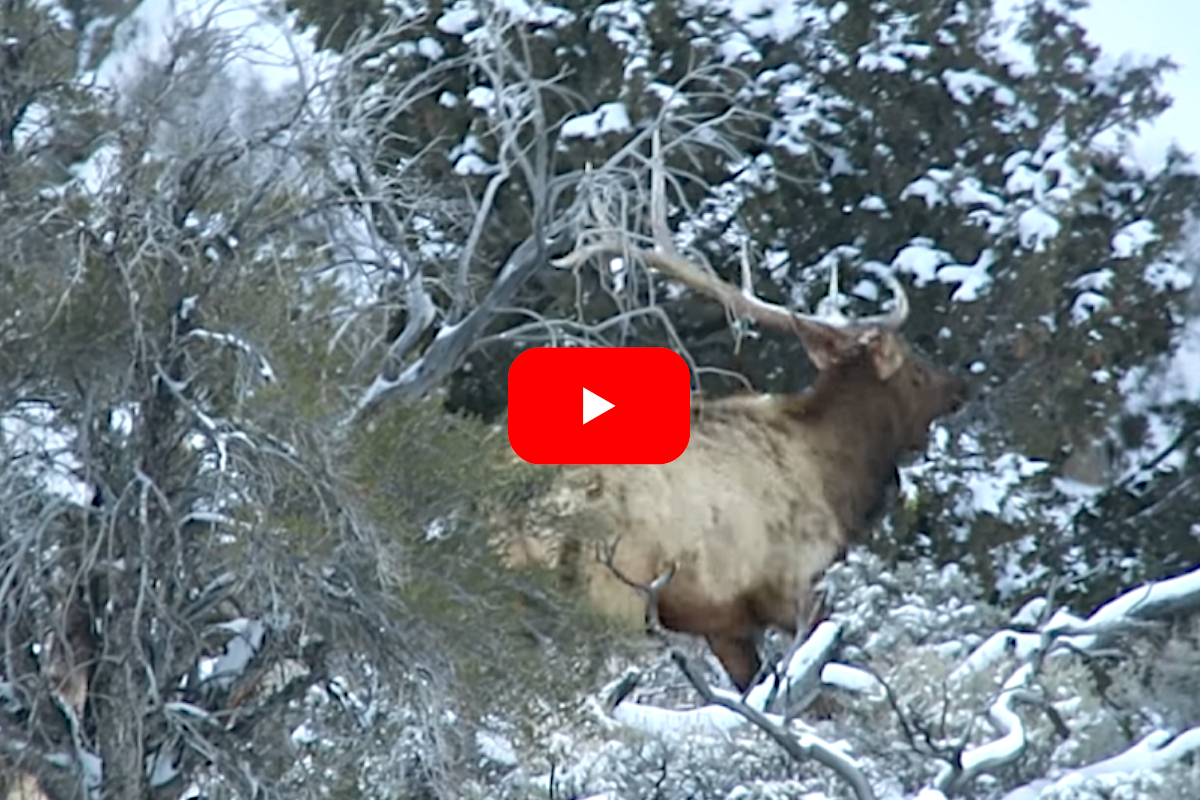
xmin=552 ymin=129 xmax=908 ymax=334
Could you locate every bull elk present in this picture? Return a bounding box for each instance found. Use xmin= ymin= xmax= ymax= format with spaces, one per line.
xmin=504 ymin=135 xmax=966 ymax=691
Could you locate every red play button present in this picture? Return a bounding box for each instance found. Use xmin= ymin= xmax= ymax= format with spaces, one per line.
xmin=508 ymin=347 xmax=691 ymax=464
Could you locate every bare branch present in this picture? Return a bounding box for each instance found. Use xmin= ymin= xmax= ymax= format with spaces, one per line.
xmin=552 ymin=128 xmax=910 ymax=338
xmin=670 ymin=650 xmax=877 ymax=800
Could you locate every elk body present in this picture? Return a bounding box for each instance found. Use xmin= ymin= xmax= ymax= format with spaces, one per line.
xmin=508 ymin=296 xmax=964 ymax=690
xmin=502 ymin=137 xmax=965 ymax=691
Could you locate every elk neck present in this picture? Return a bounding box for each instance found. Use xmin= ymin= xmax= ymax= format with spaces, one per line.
xmin=780 ymin=360 xmax=919 ymax=540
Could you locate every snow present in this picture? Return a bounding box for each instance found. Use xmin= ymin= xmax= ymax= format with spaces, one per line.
xmin=954 ymin=452 xmax=1048 ymax=520
xmin=820 ymin=663 xmax=881 ymax=695
xmin=955 ymin=564 xmax=1200 ymax=683
xmin=718 ymin=31 xmax=759 ymax=64
xmin=147 ymin=745 xmax=180 ymax=787
xmin=466 ymin=86 xmax=495 ymax=110
xmin=610 ymin=699 xmax=751 ymax=736
xmin=454 ymin=154 xmax=499 ymax=176
xmin=12 ymin=102 xmax=52 ymax=151
xmin=942 ymin=69 xmax=998 ymax=105
xmin=900 ymin=174 xmax=949 ymax=208
xmin=451 ymin=134 xmax=499 ymax=175
xmin=476 ymin=729 xmax=519 ymax=767
xmin=1122 ymin=315 xmax=1200 ymax=412
xmin=291 ymin=722 xmax=318 ymax=745
xmin=951 ymin=179 xmax=1005 ymax=212
xmin=560 ymin=103 xmax=633 ymax=139
xmin=859 ymin=195 xmax=886 ymax=212
xmin=611 ymin=623 xmax=845 ymax=737
xmin=981 ymin=1 xmax=1036 ymax=79
xmin=722 ymin=0 xmax=820 ymax=43
xmin=958 ymin=664 xmax=1033 ymax=774
xmin=1084 ymin=562 xmax=1200 ymax=629
xmin=891 ymin=239 xmax=954 ymax=286
xmin=1016 ymin=206 xmax=1061 ymax=252
xmin=1070 ymin=291 xmax=1110 ymax=325
xmin=416 ymin=36 xmax=445 ymax=61
xmin=1111 ymin=219 xmax=1159 ymax=259
xmin=94 ymin=0 xmax=322 ymax=98
xmin=937 ymin=248 xmax=996 ymax=302
xmin=493 ymin=0 xmax=573 ymax=27
xmin=437 ymin=6 xmax=480 ymax=35
xmin=1 ymin=403 xmax=94 ymax=506
xmin=72 ymin=143 xmax=121 ymax=197
xmin=197 ymin=618 xmax=265 ymax=688
xmin=1072 ymin=269 xmax=1116 ymax=293
xmin=1011 ymin=597 xmax=1047 ymax=628
xmin=1002 ymin=728 xmax=1200 ymax=800
xmin=1142 ymin=258 xmax=1194 ymax=292
xmin=437 ymin=0 xmax=572 ymax=36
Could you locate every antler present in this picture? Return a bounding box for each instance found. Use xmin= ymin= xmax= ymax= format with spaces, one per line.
xmin=552 ymin=130 xmax=908 ymax=334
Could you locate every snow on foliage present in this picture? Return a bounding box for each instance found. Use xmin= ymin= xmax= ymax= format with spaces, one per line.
xmin=560 ymin=103 xmax=633 ymax=139
xmin=1112 ymin=220 xmax=1160 ymax=259
xmin=722 ymin=0 xmax=825 ymax=43
xmin=1017 ymin=206 xmax=1061 ymax=251
xmin=498 ymin=553 xmax=1200 ymax=800
xmin=1004 ymin=729 xmax=1200 ymax=800
xmin=943 ymin=69 xmax=1001 ymax=105
xmin=1 ymin=402 xmax=94 ymax=506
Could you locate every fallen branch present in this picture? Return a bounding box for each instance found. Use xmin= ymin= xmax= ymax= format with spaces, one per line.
xmin=1000 ymin=727 xmax=1200 ymax=800
xmin=670 ymin=649 xmax=876 ymax=800
xmin=954 ymin=563 xmax=1200 ymax=680
xmin=595 ymin=555 xmax=874 ymax=800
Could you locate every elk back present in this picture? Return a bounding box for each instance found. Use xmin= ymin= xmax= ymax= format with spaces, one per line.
xmin=496 ymin=398 xmax=845 ymax=638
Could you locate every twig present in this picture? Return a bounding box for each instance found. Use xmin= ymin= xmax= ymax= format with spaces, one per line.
xmin=596 ymin=538 xmax=676 ymax=634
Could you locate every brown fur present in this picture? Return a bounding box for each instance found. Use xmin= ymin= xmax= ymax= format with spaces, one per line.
xmin=502 ymin=330 xmax=965 ymax=690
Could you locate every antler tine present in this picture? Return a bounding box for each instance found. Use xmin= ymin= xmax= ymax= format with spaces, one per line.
xmin=649 ymin=129 xmax=674 ymax=256
xmin=739 ymin=238 xmax=754 ymax=299
xmin=638 ymin=129 xmax=799 ymax=332
xmin=848 ymin=271 xmax=909 ymax=331
xmin=813 ymin=263 xmax=845 ymax=322
xmin=789 ymin=268 xmax=909 ymax=332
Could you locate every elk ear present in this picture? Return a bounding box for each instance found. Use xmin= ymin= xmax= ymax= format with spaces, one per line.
xmin=794 ymin=321 xmax=853 ymax=371
xmin=867 ymin=332 xmax=907 ymax=380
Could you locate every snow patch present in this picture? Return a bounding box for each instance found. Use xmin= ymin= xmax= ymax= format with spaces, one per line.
xmin=892 ymin=239 xmax=954 ymax=286
xmin=1111 ymin=219 xmax=1159 ymax=259
xmin=560 ymin=103 xmax=632 ymax=139
xmin=1017 ymin=206 xmax=1061 ymax=251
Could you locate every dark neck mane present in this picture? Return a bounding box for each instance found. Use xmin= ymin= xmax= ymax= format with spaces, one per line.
xmin=778 ymin=362 xmax=909 ymax=539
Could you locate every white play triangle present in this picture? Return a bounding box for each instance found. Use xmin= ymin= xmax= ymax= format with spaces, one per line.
xmin=582 ymin=387 xmax=615 ymax=424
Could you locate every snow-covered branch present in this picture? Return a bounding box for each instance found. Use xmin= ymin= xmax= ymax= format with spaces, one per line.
xmin=1001 ymin=727 xmax=1200 ymax=800
xmin=668 ymin=648 xmax=876 ymax=800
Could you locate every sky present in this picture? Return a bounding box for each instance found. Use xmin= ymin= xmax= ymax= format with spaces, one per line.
xmin=1077 ymin=0 xmax=1200 ymax=169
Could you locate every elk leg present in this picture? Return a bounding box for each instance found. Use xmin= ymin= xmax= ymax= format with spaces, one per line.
xmin=705 ymin=632 xmax=761 ymax=693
